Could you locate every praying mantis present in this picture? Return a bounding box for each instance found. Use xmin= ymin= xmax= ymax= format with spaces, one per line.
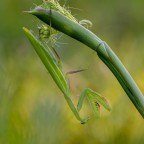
xmin=23 ymin=27 xmax=111 ymax=124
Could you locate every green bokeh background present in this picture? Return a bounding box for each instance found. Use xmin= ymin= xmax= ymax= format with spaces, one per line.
xmin=0 ymin=0 xmax=144 ymax=143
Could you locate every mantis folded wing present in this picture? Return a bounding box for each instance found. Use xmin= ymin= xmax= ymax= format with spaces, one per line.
xmin=23 ymin=27 xmax=111 ymax=124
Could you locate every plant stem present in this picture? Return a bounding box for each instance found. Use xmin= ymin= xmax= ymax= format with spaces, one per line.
xmin=28 ymin=7 xmax=144 ymax=118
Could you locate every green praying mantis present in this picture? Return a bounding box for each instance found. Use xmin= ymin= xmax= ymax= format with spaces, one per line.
xmin=23 ymin=0 xmax=144 ymax=123
xmin=23 ymin=27 xmax=111 ymax=124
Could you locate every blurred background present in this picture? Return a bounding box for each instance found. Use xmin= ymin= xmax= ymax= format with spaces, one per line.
xmin=0 ymin=0 xmax=144 ymax=143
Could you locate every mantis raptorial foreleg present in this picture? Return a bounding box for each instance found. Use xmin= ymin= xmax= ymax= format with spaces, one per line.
xmin=77 ymin=88 xmax=111 ymax=117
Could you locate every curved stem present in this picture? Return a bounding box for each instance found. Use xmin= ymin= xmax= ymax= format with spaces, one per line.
xmin=28 ymin=7 xmax=144 ymax=118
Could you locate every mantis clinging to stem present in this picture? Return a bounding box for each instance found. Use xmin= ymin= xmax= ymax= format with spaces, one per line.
xmin=23 ymin=0 xmax=144 ymax=123
xmin=23 ymin=24 xmax=111 ymax=124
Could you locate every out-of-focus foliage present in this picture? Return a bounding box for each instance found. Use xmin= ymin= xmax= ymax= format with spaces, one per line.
xmin=0 ymin=0 xmax=144 ymax=143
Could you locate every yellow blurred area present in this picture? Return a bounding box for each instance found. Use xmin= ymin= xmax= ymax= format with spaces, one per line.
xmin=0 ymin=0 xmax=144 ymax=143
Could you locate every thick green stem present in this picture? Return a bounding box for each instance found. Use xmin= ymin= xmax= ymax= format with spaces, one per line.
xmin=28 ymin=7 xmax=144 ymax=118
